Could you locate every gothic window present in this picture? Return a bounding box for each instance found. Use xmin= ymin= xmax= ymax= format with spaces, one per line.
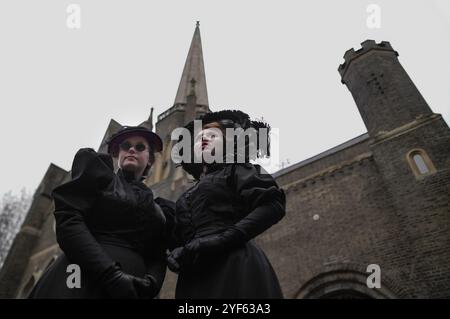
xmin=20 ymin=275 xmax=36 ymax=298
xmin=161 ymin=139 xmax=173 ymax=180
xmin=406 ymin=149 xmax=436 ymax=178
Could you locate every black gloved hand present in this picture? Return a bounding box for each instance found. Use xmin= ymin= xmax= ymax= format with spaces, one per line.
xmin=167 ymin=246 xmax=198 ymax=273
xmin=100 ymin=263 xmax=155 ymax=299
xmin=167 ymin=247 xmax=183 ymax=273
xmin=184 ymin=228 xmax=246 ymax=256
xmin=167 ymin=229 xmax=246 ymax=273
xmin=137 ymin=274 xmax=159 ymax=299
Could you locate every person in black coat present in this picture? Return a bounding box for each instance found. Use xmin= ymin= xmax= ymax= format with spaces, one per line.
xmin=29 ymin=126 xmax=175 ymax=299
xmin=168 ymin=110 xmax=286 ymax=298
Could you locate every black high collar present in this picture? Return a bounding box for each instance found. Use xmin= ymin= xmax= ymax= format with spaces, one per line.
xmin=203 ymin=162 xmax=230 ymax=176
xmin=117 ymin=168 xmax=144 ymax=183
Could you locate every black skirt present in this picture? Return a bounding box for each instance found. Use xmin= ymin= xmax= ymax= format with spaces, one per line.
xmin=28 ymin=243 xmax=147 ymax=299
xmin=175 ymin=241 xmax=283 ymax=299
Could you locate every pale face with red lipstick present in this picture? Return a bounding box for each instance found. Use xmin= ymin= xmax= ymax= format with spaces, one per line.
xmin=193 ymin=122 xmax=224 ymax=163
xmin=117 ymin=135 xmax=153 ymax=180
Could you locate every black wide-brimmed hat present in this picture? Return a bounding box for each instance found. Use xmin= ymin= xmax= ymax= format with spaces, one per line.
xmin=199 ymin=110 xmax=269 ymax=136
xmin=176 ymin=109 xmax=271 ymax=179
xmin=198 ymin=109 xmax=271 ymax=156
xmin=107 ymin=126 xmax=163 ymax=156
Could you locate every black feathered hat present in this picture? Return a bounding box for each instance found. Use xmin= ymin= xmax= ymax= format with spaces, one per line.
xmin=199 ymin=109 xmax=271 ymax=158
xmin=177 ymin=109 xmax=271 ymax=179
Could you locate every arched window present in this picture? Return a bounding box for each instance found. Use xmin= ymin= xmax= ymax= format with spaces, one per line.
xmin=406 ymin=149 xmax=436 ymax=179
xmin=413 ymin=154 xmax=429 ymax=174
xmin=295 ymin=268 xmax=399 ymax=299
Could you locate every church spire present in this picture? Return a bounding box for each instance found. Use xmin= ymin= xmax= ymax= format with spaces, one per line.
xmin=173 ymin=21 xmax=209 ymax=107
xmin=139 ymin=107 xmax=154 ymax=131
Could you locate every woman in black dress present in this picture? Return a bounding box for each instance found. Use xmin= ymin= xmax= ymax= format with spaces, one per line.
xmin=168 ymin=110 xmax=286 ymax=298
xmin=29 ymin=126 xmax=175 ymax=298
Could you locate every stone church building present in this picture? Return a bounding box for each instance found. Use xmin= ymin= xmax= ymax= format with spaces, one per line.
xmin=0 ymin=23 xmax=449 ymax=298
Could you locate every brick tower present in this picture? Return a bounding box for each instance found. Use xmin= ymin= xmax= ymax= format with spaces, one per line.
xmin=338 ymin=40 xmax=450 ymax=297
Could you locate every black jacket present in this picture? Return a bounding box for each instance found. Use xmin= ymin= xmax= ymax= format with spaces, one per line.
xmin=169 ymin=163 xmax=286 ymax=298
xmin=30 ymin=148 xmax=175 ymax=298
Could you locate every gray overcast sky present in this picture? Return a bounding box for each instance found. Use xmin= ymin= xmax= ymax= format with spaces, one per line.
xmin=0 ymin=0 xmax=449 ymax=197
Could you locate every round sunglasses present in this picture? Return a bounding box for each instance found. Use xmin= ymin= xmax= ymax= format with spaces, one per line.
xmin=119 ymin=141 xmax=149 ymax=152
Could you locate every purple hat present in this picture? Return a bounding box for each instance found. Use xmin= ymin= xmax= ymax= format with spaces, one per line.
xmin=107 ymin=126 xmax=163 ymax=156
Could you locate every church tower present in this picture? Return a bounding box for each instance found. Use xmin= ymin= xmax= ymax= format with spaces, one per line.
xmin=339 ymin=40 xmax=450 ymax=297
xmin=146 ymin=21 xmax=210 ymax=200
xmin=338 ymin=40 xmax=433 ymax=137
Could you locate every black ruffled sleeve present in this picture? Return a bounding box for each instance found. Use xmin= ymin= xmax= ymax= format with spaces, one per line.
xmin=52 ymin=148 xmax=116 ymax=280
xmin=230 ymin=163 xmax=286 ymax=241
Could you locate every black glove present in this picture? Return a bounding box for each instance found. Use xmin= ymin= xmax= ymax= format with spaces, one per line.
xmin=100 ymin=263 xmax=155 ymax=299
xmin=138 ymin=274 xmax=159 ymax=299
xmin=167 ymin=229 xmax=245 ymax=273
xmin=167 ymin=246 xmax=195 ymax=273
xmin=184 ymin=228 xmax=245 ymax=255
